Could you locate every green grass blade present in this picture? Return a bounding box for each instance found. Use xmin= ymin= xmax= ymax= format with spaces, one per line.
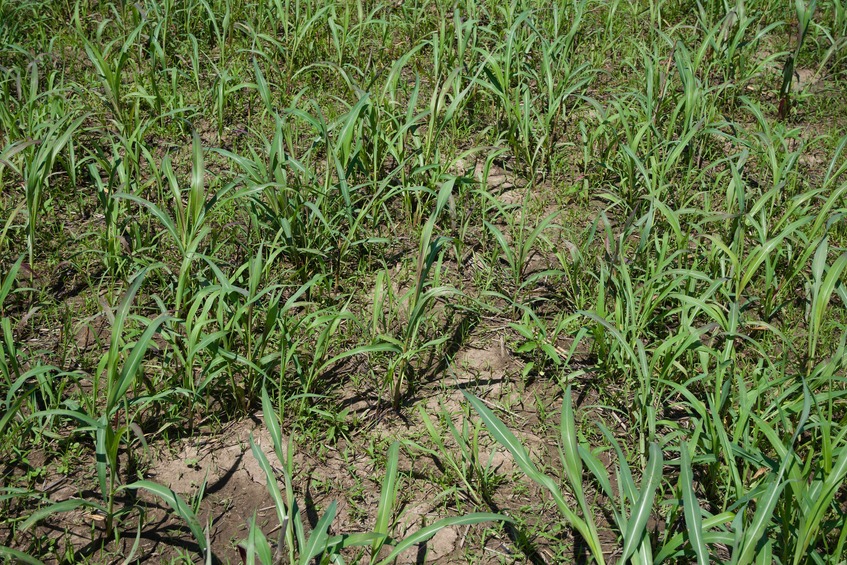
xmin=561 ymin=386 xmax=604 ymax=561
xmin=244 ymin=513 xmax=274 ymax=565
xmin=21 ymin=499 xmax=105 ymax=531
xmin=0 ymin=545 xmax=47 ymax=565
xmin=250 ymin=433 xmax=287 ymax=530
xmin=300 ymin=500 xmax=337 ymax=565
xmin=483 ymin=220 xmax=515 ymax=269
xmin=793 ymin=442 xmax=847 ymax=563
xmin=112 ymin=194 xmax=183 ymax=253
xmin=621 ymin=442 xmax=663 ymax=563
xmin=464 ymin=391 xmax=603 ymax=563
xmin=327 ymin=532 xmax=386 ymax=554
xmin=107 ymin=313 xmax=171 ymax=412
xmin=463 ymin=392 xmax=541 ymax=475
xmin=121 ymin=480 xmax=208 ymax=557
xmin=737 ymin=386 xmax=811 ymax=564
xmin=372 ymin=442 xmax=400 ymax=555
xmin=561 ymin=385 xmax=583 ymax=492
xmin=28 ymin=408 xmax=100 ymax=430
xmin=679 ymin=441 xmax=708 ymax=565
xmin=0 ymin=254 xmax=24 ymax=307
xmin=189 ymin=131 xmax=205 ymax=227
xmin=262 ymin=386 xmax=284 ymax=459
xmin=579 ymin=444 xmax=615 ymax=499
xmin=735 ymin=473 xmax=787 ymax=565
xmin=109 ymin=269 xmax=149 ymax=365
xmin=375 ymin=513 xmax=507 ymax=565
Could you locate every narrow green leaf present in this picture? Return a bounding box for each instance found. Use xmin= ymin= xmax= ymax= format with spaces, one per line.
xmin=121 ymin=480 xmax=207 ymax=557
xmin=262 ymin=386 xmax=284 ymax=459
xmin=0 ymin=545 xmax=47 ymax=565
xmin=561 ymin=386 xmax=583 ymax=492
xmin=21 ymin=499 xmax=105 ymax=531
xmin=483 ymin=220 xmax=515 ymax=268
xmin=300 ymin=500 xmax=337 ymax=565
xmin=250 ymin=433 xmax=287 ymax=530
xmin=108 ymin=314 xmax=171 ymax=412
xmin=465 ymin=391 xmax=604 ymax=564
xmin=680 ymin=441 xmax=708 ymax=565
xmin=375 ymin=513 xmax=507 ymax=565
xmin=327 ymin=532 xmax=386 ymax=554
xmin=793 ymin=443 xmax=847 ymax=563
xmin=463 ymin=392 xmax=541 ymax=476
xmin=621 ymin=442 xmax=663 ymax=563
xmin=373 ymin=442 xmax=400 ymax=555
xmin=0 ymin=254 xmax=24 ymax=306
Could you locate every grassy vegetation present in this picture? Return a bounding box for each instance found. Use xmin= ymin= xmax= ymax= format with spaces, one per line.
xmin=1 ymin=0 xmax=847 ymax=562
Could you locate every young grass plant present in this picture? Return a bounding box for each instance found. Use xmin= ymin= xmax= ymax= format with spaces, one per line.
xmin=241 ymin=388 xmax=508 ymax=564
xmin=463 ymin=388 xmax=606 ymax=564
xmin=779 ymin=0 xmax=817 ymax=119
xmin=481 ymin=185 xmax=562 ymax=308
xmin=20 ymin=113 xmax=85 ymax=268
xmin=413 ymin=399 xmax=500 ymax=507
xmin=363 ymin=178 xmax=461 ymax=410
xmin=115 ymin=132 xmax=259 ymax=313
xmin=20 ymin=268 xmax=207 ymax=558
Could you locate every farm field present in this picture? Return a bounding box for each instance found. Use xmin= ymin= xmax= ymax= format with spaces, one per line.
xmin=2 ymin=0 xmax=847 ymax=563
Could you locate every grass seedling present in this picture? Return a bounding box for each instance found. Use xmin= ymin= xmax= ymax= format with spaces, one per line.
xmin=779 ymin=0 xmax=817 ymax=119
xmin=20 ymin=268 xmax=207 ymax=558
xmin=242 ymin=389 xmax=509 ymax=564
